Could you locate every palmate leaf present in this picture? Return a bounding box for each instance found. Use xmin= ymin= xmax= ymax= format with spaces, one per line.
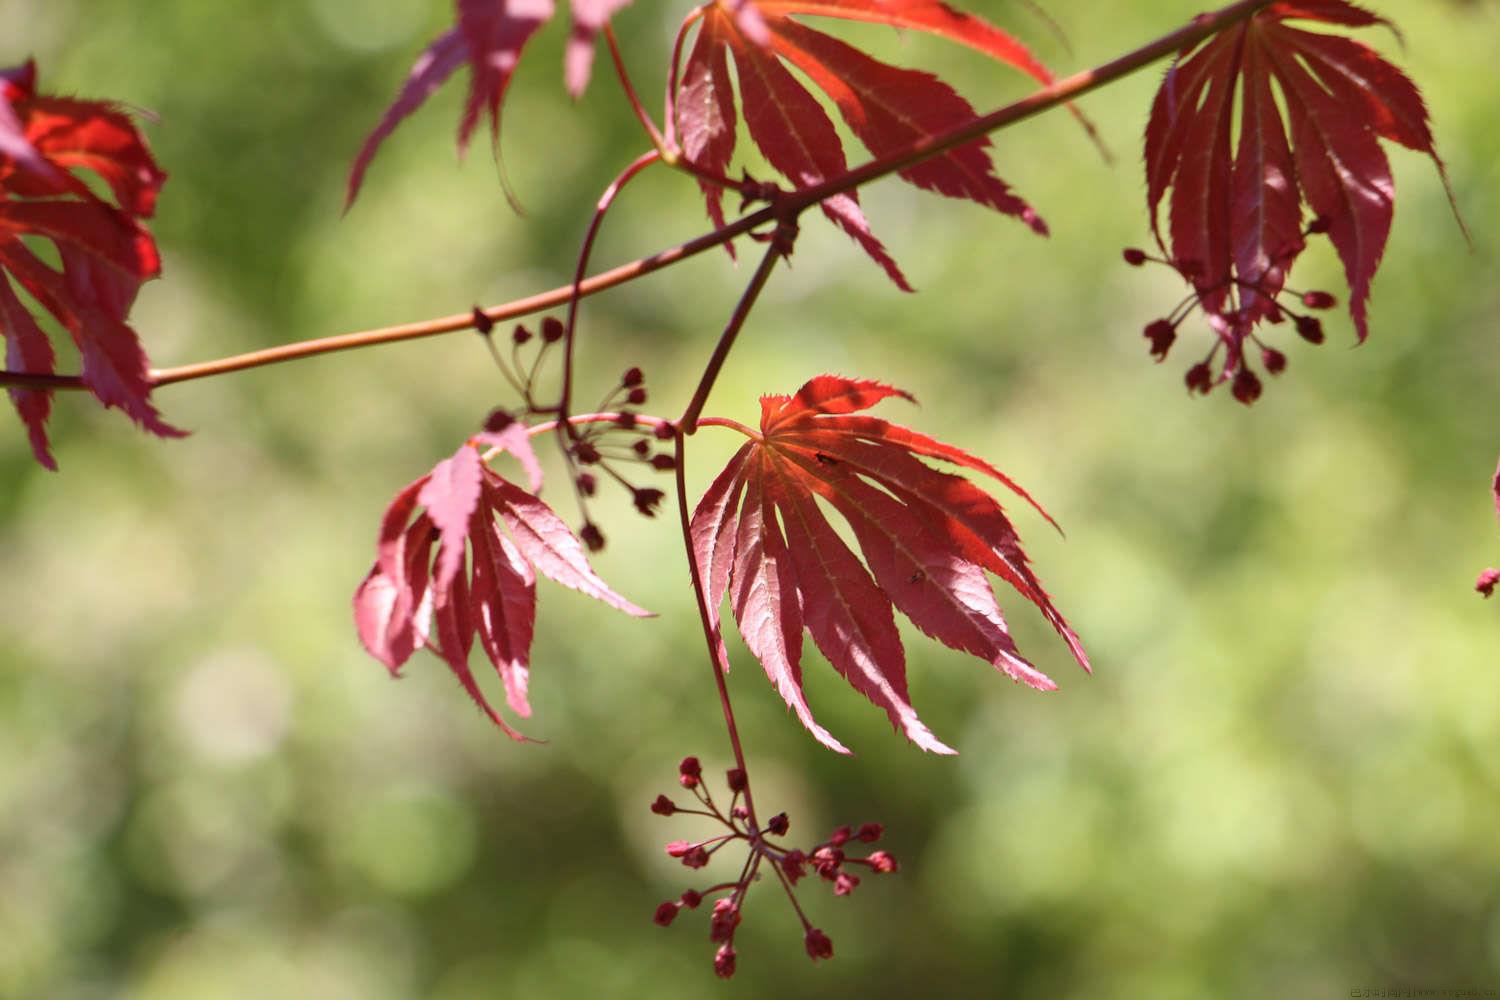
xmin=673 ymin=0 xmax=1055 ymax=289
xmin=346 ymin=0 xmax=638 ymax=207
xmin=1140 ymin=0 xmax=1458 ymax=395
xmin=1 ymin=60 xmax=178 ymax=469
xmin=354 ymin=434 xmax=652 ymax=738
xmin=691 ymin=375 xmax=1088 ymax=754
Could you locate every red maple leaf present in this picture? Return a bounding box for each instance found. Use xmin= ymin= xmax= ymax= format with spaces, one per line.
xmin=672 ymin=0 xmax=1055 ymax=289
xmin=354 ymin=428 xmax=652 ymax=739
xmin=690 ymin=375 xmax=1089 ymax=754
xmin=1140 ymin=0 xmax=1458 ymax=397
xmin=1 ymin=60 xmax=178 ymax=469
xmin=346 ymin=0 xmax=635 ymax=207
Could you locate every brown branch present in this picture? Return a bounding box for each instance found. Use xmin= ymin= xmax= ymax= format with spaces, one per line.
xmin=0 ymin=0 xmax=1272 ymax=395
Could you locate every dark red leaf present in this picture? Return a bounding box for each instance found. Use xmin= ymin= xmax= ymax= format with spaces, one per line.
xmin=1 ymin=61 xmax=174 ymax=467
xmin=1139 ymin=1 xmax=1456 ymax=395
xmin=691 ymin=375 xmax=1087 ymax=753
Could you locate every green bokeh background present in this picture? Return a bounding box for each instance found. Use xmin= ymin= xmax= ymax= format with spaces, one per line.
xmin=3 ymin=2 xmax=1498 ymax=996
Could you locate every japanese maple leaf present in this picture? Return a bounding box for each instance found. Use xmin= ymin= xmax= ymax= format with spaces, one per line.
xmin=1 ymin=60 xmax=178 ymax=469
xmin=1140 ymin=0 xmax=1457 ymax=394
xmin=346 ymin=0 xmax=634 ymax=207
xmin=690 ymin=375 xmax=1088 ymax=754
xmin=673 ymin=0 xmax=1055 ymax=290
xmin=354 ymin=428 xmax=651 ymax=739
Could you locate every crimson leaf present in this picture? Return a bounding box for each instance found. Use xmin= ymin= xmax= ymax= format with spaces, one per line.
xmin=691 ymin=375 xmax=1088 ymax=754
xmin=1 ymin=60 xmax=179 ymax=469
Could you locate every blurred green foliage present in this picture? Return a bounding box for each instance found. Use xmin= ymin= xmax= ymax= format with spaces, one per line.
xmin=2 ymin=1 xmax=1498 ymax=996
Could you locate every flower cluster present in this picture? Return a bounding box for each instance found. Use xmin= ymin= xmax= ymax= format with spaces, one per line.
xmin=650 ymin=757 xmax=899 ymax=978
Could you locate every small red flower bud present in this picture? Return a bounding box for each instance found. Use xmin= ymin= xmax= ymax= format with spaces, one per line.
xmin=833 ymin=872 xmax=860 ymax=896
xmin=1295 ymin=315 xmax=1325 ymax=344
xmin=856 ymin=822 xmax=883 ymax=843
xmin=782 ymin=850 xmax=807 ymax=884
xmin=632 ymin=439 xmax=651 ymax=456
xmin=1306 ymin=214 xmax=1331 ymax=234
xmin=1301 ymin=290 xmax=1336 ymax=310
xmin=626 ymin=387 xmax=648 ymax=406
xmin=1478 ymin=568 xmax=1499 ymax=598
xmin=483 ymin=407 xmax=515 ymax=432
xmin=710 ymin=899 xmax=742 ymax=942
xmin=576 ymin=472 xmax=597 ymax=496
xmin=654 ymin=901 xmax=679 ymax=926
xmin=829 ymin=825 xmax=851 ymax=847
xmin=540 ymin=316 xmax=565 ymax=342
xmin=633 ymin=487 xmax=665 ymax=517
xmin=650 ymin=454 xmax=677 ymax=471
xmin=614 ymin=410 xmax=637 ymax=429
xmin=681 ymin=889 xmax=703 ymax=909
xmin=867 ymin=850 xmax=899 ymax=874
xmin=1262 ymin=348 xmax=1287 ymax=375
xmin=766 ymin=812 xmax=790 ymax=836
xmin=1231 ymin=367 xmax=1262 ymax=405
xmin=580 ymin=522 xmax=605 ymax=552
xmin=726 ymin=768 xmax=747 ymax=793
xmin=512 ymin=323 xmax=533 ymax=345
xmin=472 ymin=306 xmax=494 ymax=335
xmin=665 ymin=840 xmax=695 ymax=857
xmin=622 ymin=366 xmax=645 ymax=387
xmin=653 ymin=422 xmax=676 ymax=440
xmin=1143 ymin=319 xmax=1176 ymax=360
xmin=679 ymin=757 xmax=702 ymax=787
xmin=713 ymin=944 xmax=736 ymax=979
xmin=574 ymin=441 xmax=601 ymax=464
xmin=804 ymin=928 xmax=834 ymax=962
xmin=1185 ymin=362 xmax=1213 ymax=395
xmin=732 ymin=805 xmax=749 ymax=820
xmin=1122 ymin=247 xmax=1148 ymax=267
xmin=651 ymin=794 xmax=676 ymax=816
xmin=682 ymin=847 xmax=710 ymax=869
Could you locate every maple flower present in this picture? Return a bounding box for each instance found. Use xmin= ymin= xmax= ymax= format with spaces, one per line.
xmin=691 ymin=374 xmax=1089 ymax=754
xmin=1479 ymin=458 xmax=1500 ymax=599
xmin=1 ymin=59 xmax=179 ymax=468
xmin=1138 ymin=0 xmax=1462 ymax=401
xmin=353 ymin=426 xmax=650 ymax=738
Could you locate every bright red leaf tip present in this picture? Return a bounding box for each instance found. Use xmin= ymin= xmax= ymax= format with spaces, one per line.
xmin=1140 ymin=0 xmax=1462 ymax=397
xmin=672 ymin=0 xmax=1054 ymax=289
xmin=346 ymin=0 xmax=638 ymax=208
xmin=691 ymin=375 xmax=1088 ymax=755
xmin=355 ymin=440 xmax=652 ymax=739
xmin=1 ymin=60 xmax=179 ymax=469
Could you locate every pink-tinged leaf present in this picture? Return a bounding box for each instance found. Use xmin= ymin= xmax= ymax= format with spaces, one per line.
xmin=0 ymin=269 xmax=56 ymax=468
xmin=720 ymin=15 xmax=911 ymax=290
xmin=767 ymin=460 xmax=953 ymax=754
xmin=677 ymin=8 xmax=738 ymax=234
xmin=730 ymin=464 xmax=850 ymax=754
xmin=768 ymin=16 xmax=1046 ymax=234
xmin=756 ymin=0 xmax=1056 ymax=86
xmin=690 ymin=441 xmax=751 ymax=626
xmin=470 ymin=521 xmax=537 ymax=716
xmin=346 ymin=30 xmax=467 ymax=208
xmin=455 ymin=0 xmax=556 ymax=149
xmin=1269 ymin=0 xmax=1386 ymax=30
xmin=16 ymin=97 xmax=167 ymax=215
xmin=1230 ymin=35 xmax=1301 ymax=324
xmin=476 ymin=420 xmax=544 ymax=492
xmin=565 ymin=0 xmax=632 ymax=97
xmin=488 ymin=472 xmax=653 ymax=616
xmin=418 ymin=443 xmax=485 ymax=590
xmin=355 ymin=567 xmax=419 ymax=672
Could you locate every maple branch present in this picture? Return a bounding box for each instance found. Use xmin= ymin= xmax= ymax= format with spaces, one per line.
xmin=672 ymin=426 xmax=760 ymax=829
xmin=678 ymin=231 xmax=790 ymax=434
xmin=0 ymin=0 xmax=1273 ymax=396
xmin=784 ymin=0 xmax=1275 ymax=215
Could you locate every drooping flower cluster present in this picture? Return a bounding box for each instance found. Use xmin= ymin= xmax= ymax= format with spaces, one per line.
xmin=650 ymin=756 xmax=899 ymax=978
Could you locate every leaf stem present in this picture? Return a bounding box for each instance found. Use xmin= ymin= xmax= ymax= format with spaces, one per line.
xmin=672 ymin=426 xmax=759 ymax=828
xmin=604 ymin=26 xmax=668 ymax=154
